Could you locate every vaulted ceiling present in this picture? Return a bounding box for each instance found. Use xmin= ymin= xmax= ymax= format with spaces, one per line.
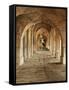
xmin=16 ymin=6 xmax=66 ymax=31
xmin=16 ymin=6 xmax=67 ymax=47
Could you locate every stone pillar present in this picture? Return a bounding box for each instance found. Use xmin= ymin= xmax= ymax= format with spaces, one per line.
xmin=57 ymin=39 xmax=62 ymax=62
xmin=23 ymin=36 xmax=25 ymax=60
xmin=56 ymin=36 xmax=61 ymax=61
xmin=50 ymin=29 xmax=54 ymax=56
xmin=52 ymin=37 xmax=54 ymax=56
xmin=53 ymin=29 xmax=56 ymax=57
xmin=48 ymin=33 xmax=50 ymax=49
xmin=27 ymin=30 xmax=28 ymax=59
xmin=59 ymin=38 xmax=61 ymax=58
xmin=55 ymin=32 xmax=58 ymax=58
xmin=56 ymin=38 xmax=59 ymax=59
xmin=33 ymin=30 xmax=35 ymax=53
xmin=19 ymin=36 xmax=25 ymax=65
xmin=24 ymin=31 xmax=27 ymax=60
xmin=63 ymin=47 xmax=66 ymax=64
xmin=31 ymin=30 xmax=34 ymax=56
xmin=50 ymin=31 xmax=52 ymax=54
xmin=28 ymin=29 xmax=32 ymax=58
xmin=60 ymin=44 xmax=66 ymax=64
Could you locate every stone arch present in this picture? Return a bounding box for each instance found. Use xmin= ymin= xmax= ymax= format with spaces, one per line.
xmin=19 ymin=23 xmax=35 ymax=65
xmin=18 ymin=19 xmax=63 ymax=65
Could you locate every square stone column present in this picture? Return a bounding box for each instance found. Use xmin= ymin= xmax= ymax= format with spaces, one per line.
xmin=24 ymin=31 xmax=28 ymax=60
xmin=28 ymin=29 xmax=32 ymax=58
xmin=31 ymin=30 xmax=34 ymax=56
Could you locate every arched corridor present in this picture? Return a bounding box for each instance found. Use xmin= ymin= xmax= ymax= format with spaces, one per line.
xmin=18 ymin=21 xmax=64 ymax=65
xmin=16 ymin=6 xmax=67 ymax=83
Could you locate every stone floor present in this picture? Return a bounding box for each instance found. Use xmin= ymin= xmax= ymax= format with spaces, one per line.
xmin=16 ymin=62 xmax=66 ymax=83
xmin=16 ymin=51 xmax=66 ymax=83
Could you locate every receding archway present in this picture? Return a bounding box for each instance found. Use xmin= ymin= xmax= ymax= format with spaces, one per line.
xmin=19 ymin=21 xmax=63 ymax=66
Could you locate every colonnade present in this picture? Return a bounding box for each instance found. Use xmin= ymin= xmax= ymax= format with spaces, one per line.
xmin=20 ymin=27 xmax=34 ymax=65
xmin=19 ymin=24 xmax=65 ymax=66
xmin=49 ymin=28 xmax=64 ymax=63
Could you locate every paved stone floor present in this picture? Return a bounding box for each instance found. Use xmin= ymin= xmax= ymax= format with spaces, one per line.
xmin=16 ymin=63 xmax=66 ymax=83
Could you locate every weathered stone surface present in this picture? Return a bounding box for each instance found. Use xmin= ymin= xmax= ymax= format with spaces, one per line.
xmin=16 ymin=62 xmax=66 ymax=83
xmin=16 ymin=6 xmax=67 ymax=83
